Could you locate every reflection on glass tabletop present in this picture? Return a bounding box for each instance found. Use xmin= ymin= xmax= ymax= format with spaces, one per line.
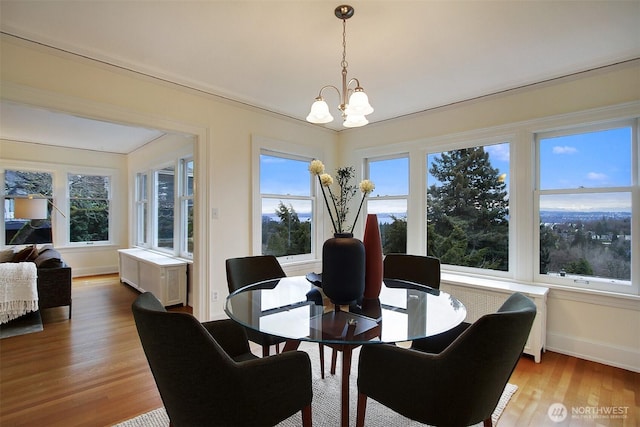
xmin=225 ymin=276 xmax=467 ymax=345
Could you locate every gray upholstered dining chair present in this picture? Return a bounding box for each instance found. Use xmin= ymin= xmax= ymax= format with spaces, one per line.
xmin=383 ymin=253 xmax=451 ymax=350
xmin=383 ymin=253 xmax=441 ymax=289
xmin=226 ymin=255 xmax=335 ymax=378
xmin=132 ymin=291 xmax=313 ymax=427
xmin=356 ymin=292 xmax=536 ymax=427
xmin=225 ymin=255 xmax=290 ymax=357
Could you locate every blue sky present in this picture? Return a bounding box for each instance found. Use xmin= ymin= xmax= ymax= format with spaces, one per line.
xmin=260 ymin=154 xmax=311 ymax=196
xmin=539 ymin=127 xmax=631 ymax=212
xmin=369 ymin=157 xmax=409 ymax=196
xmin=539 ymin=127 xmax=631 ymax=189
xmin=260 ymin=154 xmax=312 ymax=216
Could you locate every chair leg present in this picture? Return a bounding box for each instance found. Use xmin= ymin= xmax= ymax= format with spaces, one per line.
xmin=275 ymin=343 xmax=280 ymax=354
xmin=330 ymin=348 xmax=338 ymax=375
xmin=301 ymin=403 xmax=312 ymax=427
xmin=262 ymin=344 xmax=270 ymax=357
xmin=356 ymin=393 xmax=367 ymax=427
xmin=319 ymin=343 xmax=325 ymax=379
xmin=483 ymin=418 xmax=492 ymax=427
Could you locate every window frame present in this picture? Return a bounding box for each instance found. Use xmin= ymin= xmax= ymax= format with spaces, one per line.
xmin=364 ymin=154 xmax=410 ymax=255
xmin=178 ymin=157 xmax=194 ymax=259
xmin=252 ymin=136 xmax=324 ymax=264
xmin=135 ymin=172 xmax=148 ymax=247
xmin=1 ymin=162 xmax=118 ymax=248
xmin=425 ymin=138 xmax=513 ymax=277
xmin=67 ymin=172 xmax=112 ymax=245
xmin=152 ymin=163 xmax=176 ymax=253
xmin=258 ymin=150 xmax=315 ymax=262
xmin=3 ymin=169 xmax=55 ymax=246
xmin=133 ymin=155 xmax=194 ymax=259
xmin=533 ymin=119 xmax=637 ymax=294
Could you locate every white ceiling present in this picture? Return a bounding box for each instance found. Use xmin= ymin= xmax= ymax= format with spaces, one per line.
xmin=1 ymin=0 xmax=639 ymax=153
xmin=0 ymin=101 xmax=166 ymax=154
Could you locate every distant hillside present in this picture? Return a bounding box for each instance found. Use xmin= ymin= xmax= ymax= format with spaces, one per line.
xmin=540 ymin=211 xmax=631 ymax=224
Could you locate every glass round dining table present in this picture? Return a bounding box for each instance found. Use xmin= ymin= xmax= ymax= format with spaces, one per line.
xmin=225 ymin=275 xmax=467 ymax=427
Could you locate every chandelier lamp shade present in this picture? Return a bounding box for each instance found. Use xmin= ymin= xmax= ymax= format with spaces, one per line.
xmin=306 ymin=5 xmax=374 ymax=128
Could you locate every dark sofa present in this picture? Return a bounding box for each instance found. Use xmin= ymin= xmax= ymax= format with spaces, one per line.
xmin=8 ymin=245 xmax=73 ymax=318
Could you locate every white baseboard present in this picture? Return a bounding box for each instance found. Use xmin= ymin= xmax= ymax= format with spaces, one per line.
xmin=546 ymin=331 xmax=640 ymax=373
xmin=71 ymin=266 xmax=118 ymax=278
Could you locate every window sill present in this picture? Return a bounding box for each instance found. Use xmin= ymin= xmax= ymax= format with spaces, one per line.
xmin=441 ymin=271 xmax=640 ymax=311
xmin=56 ymin=243 xmax=119 ymax=251
xmin=541 ymin=282 xmax=640 ymax=311
xmin=441 ymin=272 xmax=549 ymax=296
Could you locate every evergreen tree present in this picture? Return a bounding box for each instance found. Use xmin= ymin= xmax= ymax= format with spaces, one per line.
xmin=264 ymin=202 xmax=311 ymax=256
xmin=571 ymin=227 xmax=588 ymax=248
xmin=564 ymin=257 xmax=594 ymax=275
xmin=69 ymin=199 xmax=109 ymax=242
xmin=381 ymin=215 xmax=407 ymax=254
xmin=539 ymin=224 xmax=558 ymax=274
xmin=427 ymin=147 xmax=509 ymax=270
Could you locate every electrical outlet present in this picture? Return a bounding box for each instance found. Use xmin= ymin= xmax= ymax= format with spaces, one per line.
xmin=212 ymin=291 xmax=219 ymax=302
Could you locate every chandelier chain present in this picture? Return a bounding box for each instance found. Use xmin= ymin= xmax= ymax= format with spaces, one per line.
xmin=341 ymin=18 xmax=348 ymax=70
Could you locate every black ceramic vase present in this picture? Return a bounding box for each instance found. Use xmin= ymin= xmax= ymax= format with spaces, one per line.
xmin=322 ymin=233 xmax=365 ymax=305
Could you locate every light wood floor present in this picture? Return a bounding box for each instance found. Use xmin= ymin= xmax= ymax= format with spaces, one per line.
xmin=1 ymin=275 xmax=638 ymax=427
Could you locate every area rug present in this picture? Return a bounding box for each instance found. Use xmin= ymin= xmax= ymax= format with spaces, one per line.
xmin=0 ymin=310 xmax=43 ymax=339
xmin=114 ymin=342 xmax=518 ymax=427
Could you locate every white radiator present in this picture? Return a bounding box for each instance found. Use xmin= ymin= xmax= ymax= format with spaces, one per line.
xmin=118 ymin=248 xmax=188 ymax=307
xmin=441 ymin=277 xmax=548 ymax=363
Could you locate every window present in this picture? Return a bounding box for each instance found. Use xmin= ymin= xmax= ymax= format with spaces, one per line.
xmin=135 ymin=172 xmax=148 ymax=247
xmin=353 ymin=106 xmax=637 ymax=295
xmin=179 ymin=158 xmax=194 ymax=258
xmin=427 ymin=143 xmax=510 ymax=271
xmin=155 ymin=166 xmax=175 ymax=251
xmin=259 ymin=151 xmax=313 ymax=260
xmin=366 ymin=156 xmax=409 ymax=254
xmin=2 ymin=166 xmax=116 ymax=248
xmin=136 ymin=156 xmax=193 ymax=257
xmin=536 ymin=123 xmax=633 ymax=291
xmin=4 ymin=170 xmax=53 ymax=245
xmin=68 ymin=174 xmax=110 ymax=243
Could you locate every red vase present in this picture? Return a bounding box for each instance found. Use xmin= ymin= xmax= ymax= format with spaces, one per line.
xmin=363 ymin=214 xmax=383 ymax=299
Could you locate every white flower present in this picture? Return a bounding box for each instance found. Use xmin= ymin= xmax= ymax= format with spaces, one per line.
xmin=359 ymin=179 xmax=375 ymax=194
xmin=309 ymin=159 xmax=325 ymax=176
xmin=309 ymin=159 xmax=375 ymax=234
xmin=320 ymin=173 xmax=334 ymax=186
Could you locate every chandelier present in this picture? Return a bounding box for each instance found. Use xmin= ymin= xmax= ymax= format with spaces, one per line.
xmin=306 ymin=5 xmax=374 ymax=128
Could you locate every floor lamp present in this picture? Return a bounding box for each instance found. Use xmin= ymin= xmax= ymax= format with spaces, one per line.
xmin=14 ymin=197 xmax=49 ymax=220
xmin=14 ymin=195 xmax=66 ymax=220
xmin=11 ymin=196 xmax=65 ymax=245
